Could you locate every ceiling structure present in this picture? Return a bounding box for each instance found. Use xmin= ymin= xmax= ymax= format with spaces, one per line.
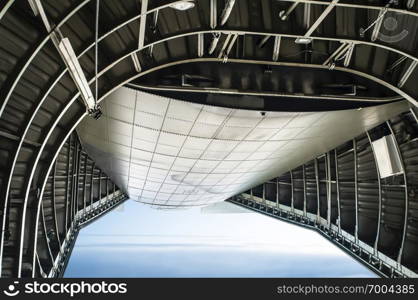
xmin=77 ymin=87 xmax=408 ymax=207
xmin=0 ymin=0 xmax=417 ymax=277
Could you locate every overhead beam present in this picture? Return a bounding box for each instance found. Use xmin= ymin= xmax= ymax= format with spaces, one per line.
xmin=371 ymin=7 xmax=387 ymax=42
xmin=257 ymin=35 xmax=271 ymax=48
xmin=0 ymin=0 xmax=14 ymax=21
xmin=387 ymin=56 xmax=408 ymax=73
xmin=280 ymin=2 xmax=299 ymax=21
xmin=94 ymin=0 xmax=99 ymax=107
xmin=218 ymin=33 xmax=232 ymax=58
xmin=326 ymin=152 xmax=331 ymax=226
xmin=277 ymin=0 xmax=418 ymax=18
xmin=138 ymin=0 xmax=148 ymax=49
xmin=272 ymin=36 xmax=281 ymax=62
xmin=361 ymin=1 xmax=396 ymax=41
xmin=2 ymin=0 xmax=418 ymax=123
xmin=52 ymin=162 xmax=61 ymax=248
xmin=303 ymin=165 xmax=307 ymax=216
xmin=131 ymin=53 xmax=142 ymax=72
xmin=198 ymin=33 xmax=204 ymax=57
xmin=28 ymin=0 xmax=52 ymax=32
xmin=335 ymin=149 xmax=341 ymax=233
xmin=323 ymin=42 xmax=354 ymax=68
xmin=398 ymin=60 xmax=418 ymax=88
xmin=303 ymin=2 xmax=311 ymax=28
xmin=209 ymin=32 xmax=221 ymax=54
xmin=290 ymin=170 xmax=294 ymax=211
xmin=366 ymin=131 xmax=382 ymax=255
xmin=28 ymin=0 xmax=100 ymax=117
xmin=151 ymin=10 xmax=159 ymax=32
xmin=303 ymin=0 xmax=339 ymax=38
xmin=343 ymin=43 xmax=355 ymax=67
xmin=220 ymin=0 xmax=236 ymax=26
xmin=314 ymin=159 xmax=320 ymax=219
xmin=276 ymin=178 xmax=280 ymax=209
xmin=218 ymin=33 xmax=238 ymax=60
xmin=386 ymin=121 xmax=409 ymax=265
xmin=210 ymin=0 xmax=217 ymax=29
xmin=353 ymin=139 xmax=359 ymax=242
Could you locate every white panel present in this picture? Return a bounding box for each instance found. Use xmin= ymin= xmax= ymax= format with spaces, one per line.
xmin=107 ymin=102 xmax=135 ymax=121
xmin=77 ymin=87 xmax=409 ymax=208
xmin=246 ymin=128 xmax=276 ymax=140
xmin=190 ymin=123 xmax=220 ymax=138
xmin=166 ymin=100 xmax=202 ymax=121
xmin=217 ymin=126 xmax=253 ymax=140
xmin=135 ymin=111 xmax=164 ymax=129
xmin=162 ymin=118 xmax=193 ymax=135
xmin=197 ymin=107 xmax=232 ymax=125
xmin=137 ymin=94 xmax=170 ymax=115
xmin=108 ymin=85 xmax=137 ymax=108
xmin=372 ymin=135 xmax=404 ymax=178
xmin=271 ymin=127 xmax=305 ymax=140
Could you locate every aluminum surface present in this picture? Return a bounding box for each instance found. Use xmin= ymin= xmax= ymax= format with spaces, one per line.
xmin=77 ymin=87 xmax=409 ymax=208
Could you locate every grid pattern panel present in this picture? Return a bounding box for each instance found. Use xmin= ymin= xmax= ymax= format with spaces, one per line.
xmin=77 ymin=87 xmax=408 ymax=208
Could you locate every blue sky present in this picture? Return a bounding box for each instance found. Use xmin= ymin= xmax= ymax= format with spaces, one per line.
xmin=65 ymin=200 xmax=376 ymax=277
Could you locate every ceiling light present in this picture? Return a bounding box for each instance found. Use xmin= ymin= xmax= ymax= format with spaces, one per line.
xmin=170 ymin=1 xmax=195 ymax=11
xmin=295 ymin=37 xmax=312 ymax=44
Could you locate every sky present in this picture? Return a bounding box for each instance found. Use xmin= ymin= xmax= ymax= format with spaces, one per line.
xmin=65 ymin=200 xmax=376 ymax=278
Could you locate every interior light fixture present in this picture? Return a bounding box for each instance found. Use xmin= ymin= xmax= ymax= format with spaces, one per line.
xmin=295 ymin=37 xmax=312 ymax=44
xmin=170 ymin=1 xmax=195 ymax=11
